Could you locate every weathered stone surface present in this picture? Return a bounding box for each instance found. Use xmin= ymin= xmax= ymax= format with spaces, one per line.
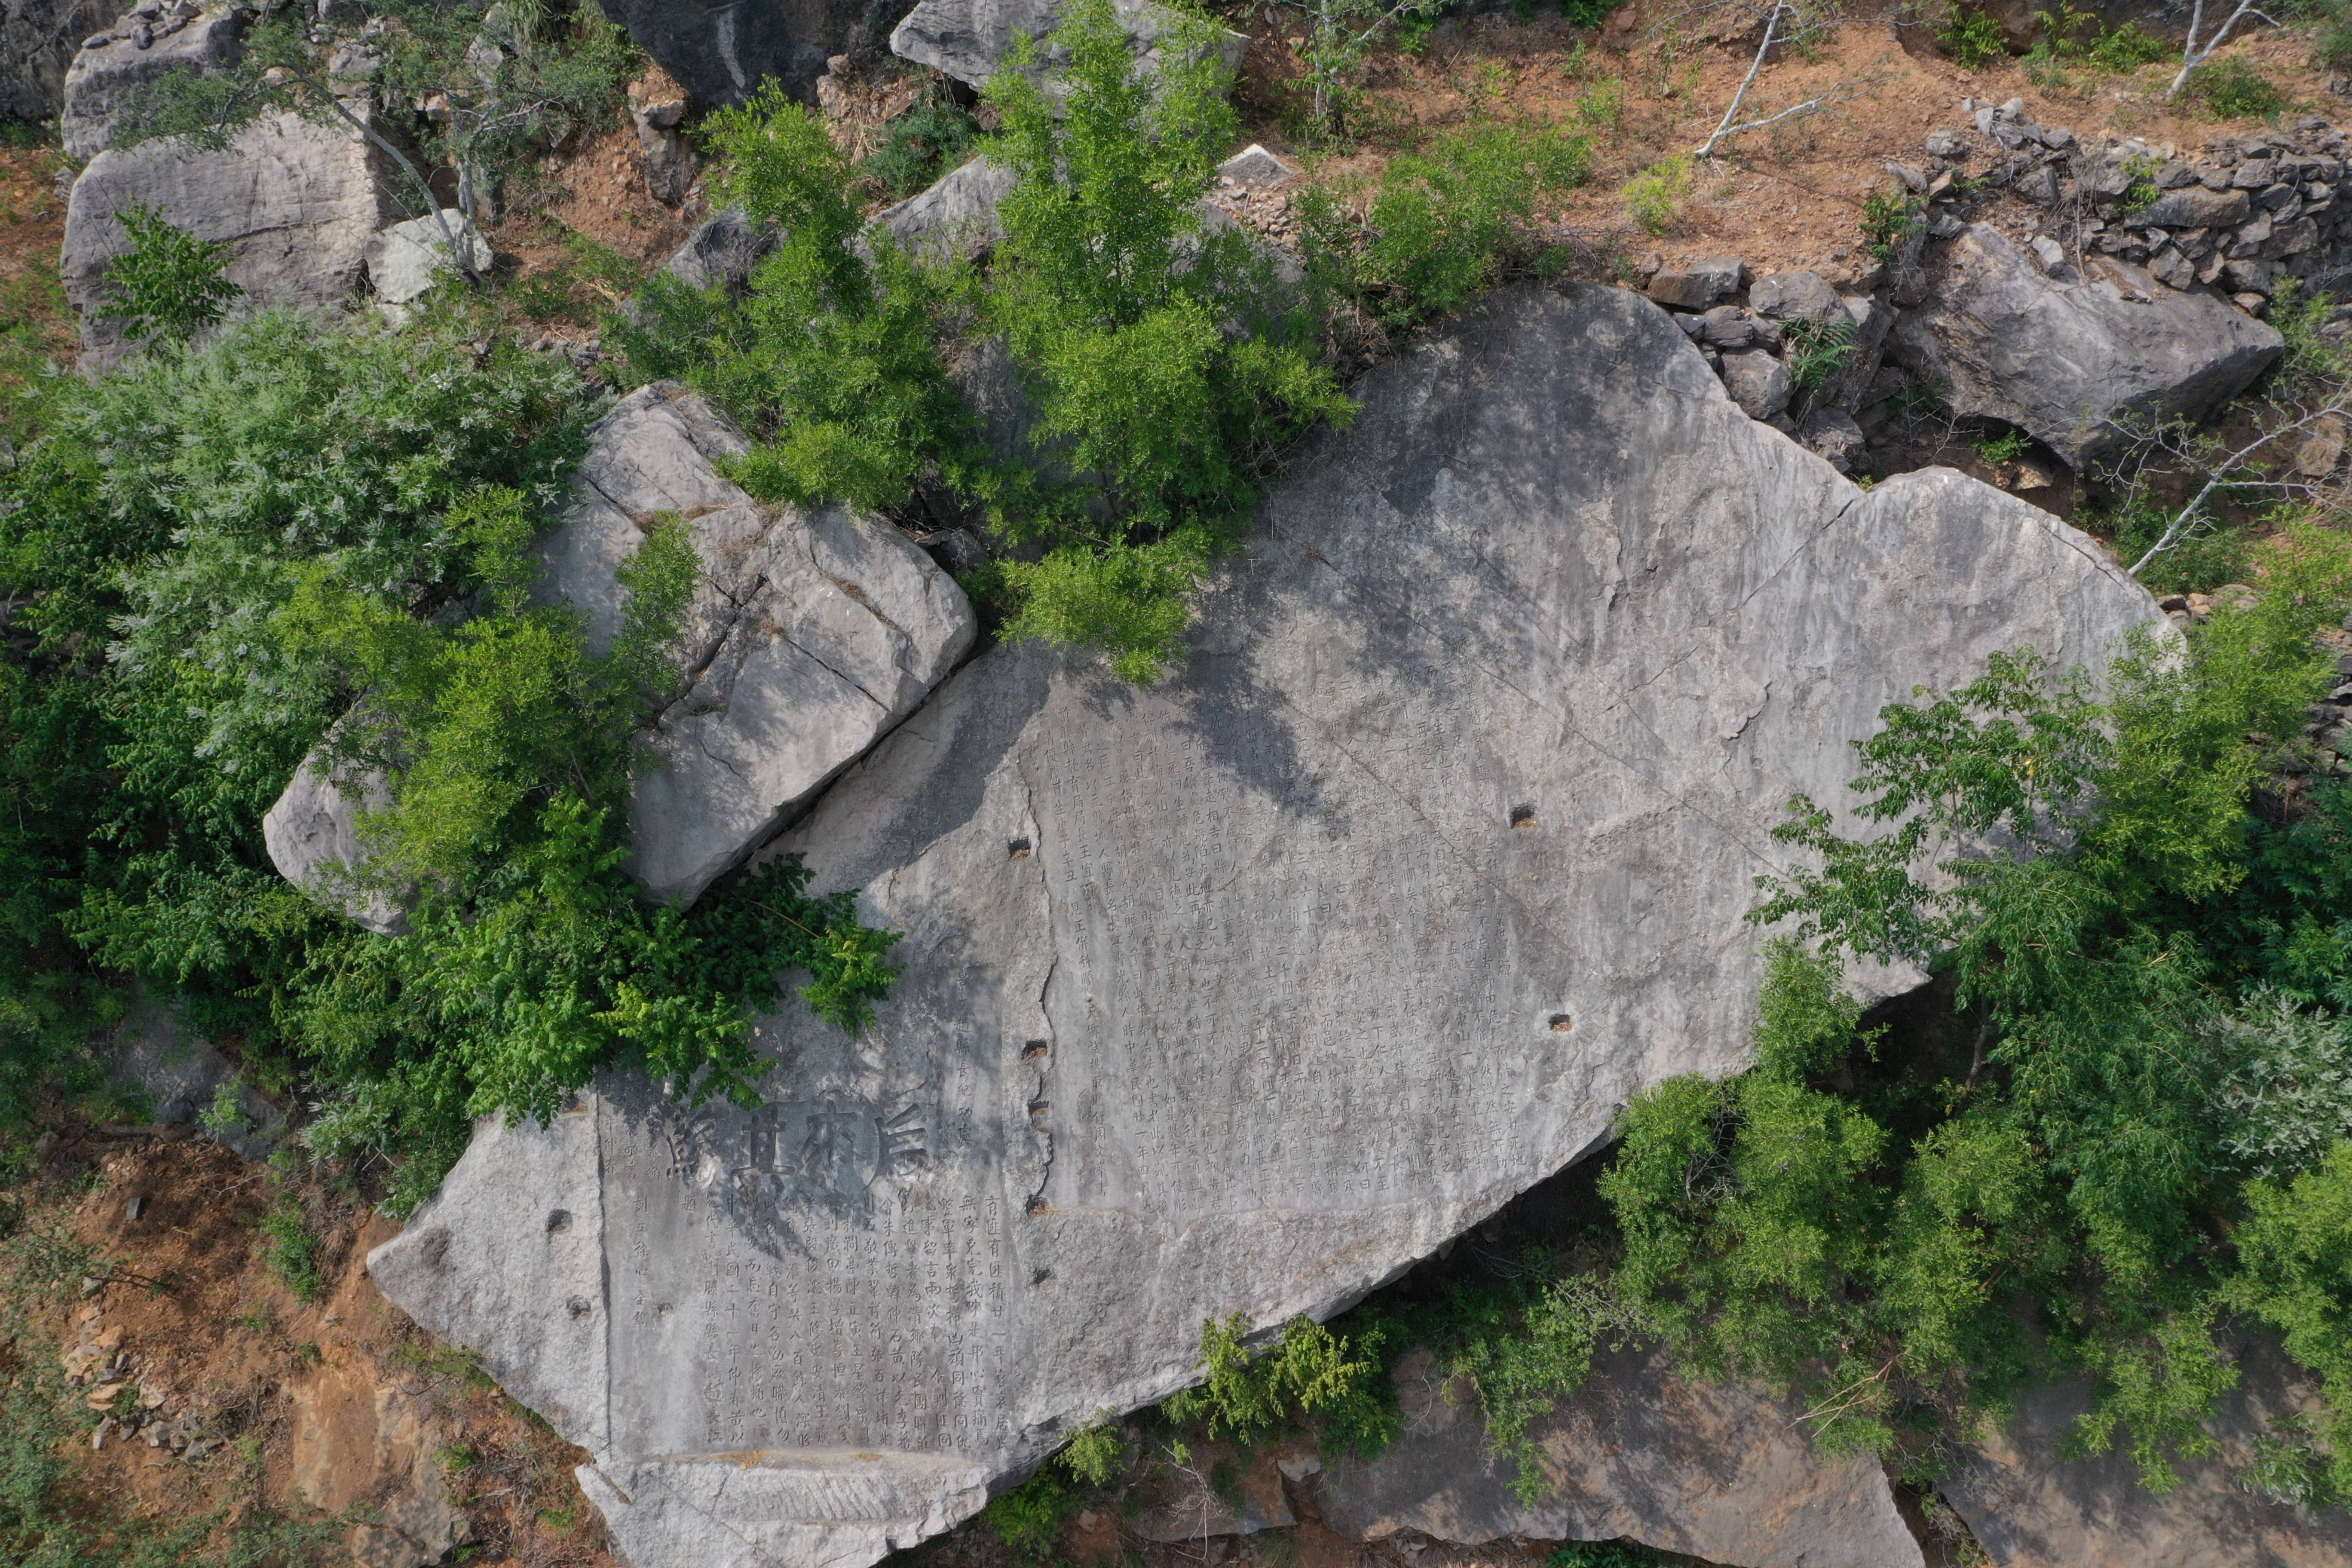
xmin=263 ymin=748 xmax=409 ymax=936
xmin=1747 ymin=269 xmax=1842 ymax=327
xmin=1720 ymin=346 xmax=1792 ymax=420
xmin=364 ymin=209 xmax=492 ymax=307
xmin=62 ymin=109 xmax=397 ymax=371
xmin=539 ymin=383 xmax=975 ymax=905
xmin=1317 ymin=1348 xmax=1924 ymax=1568
xmin=1889 ymin=222 xmax=2283 ymax=465
xmin=370 ymin=284 xmax=2162 ymax=1568
xmin=2128 ymin=184 xmax=2252 ymax=230
xmin=1940 ymin=1341 xmax=2352 ymax=1568
xmin=1646 ymin=254 xmax=1743 ymax=309
xmin=875 ymin=156 xmax=1017 ymax=260
xmin=288 ymin=1362 xmax=471 ymax=1568
xmin=60 ymin=2 xmax=241 ymax=159
xmin=0 ymin=0 xmax=129 ymax=119
xmin=889 ymin=0 xmax=1246 ymax=95
xmin=101 ymin=993 xmax=284 ymax=1155
xmin=594 ymin=0 xmax=854 ymax=107
xmin=657 ymin=205 xmax=778 ymax=294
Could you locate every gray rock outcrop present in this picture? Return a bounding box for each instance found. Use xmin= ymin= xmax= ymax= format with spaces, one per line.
xmin=874 ymin=155 xmax=1017 ymax=260
xmin=539 ymin=383 xmax=975 ymax=905
xmin=102 ymin=993 xmax=285 ymax=1155
xmin=62 ymin=109 xmax=398 ymax=371
xmin=60 ymin=1 xmax=242 ymax=159
xmin=364 ymin=209 xmax=492 ymax=310
xmin=889 ymin=0 xmax=1246 ymax=95
xmin=1889 ymin=221 xmax=2283 ymax=465
xmin=594 ymin=0 xmax=854 ymax=106
xmin=1317 ymin=1348 xmax=1924 ymax=1568
xmin=1940 ymin=1341 xmax=2352 ymax=1568
xmin=0 ymin=0 xmax=129 ymax=119
xmin=263 ymin=748 xmax=408 ymax=937
xmin=370 ymin=284 xmax=2163 ymax=1568
xmin=656 ymin=205 xmax=778 ymax=294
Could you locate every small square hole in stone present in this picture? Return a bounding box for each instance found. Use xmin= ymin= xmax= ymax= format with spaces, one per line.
xmin=1548 ymin=1014 xmax=1574 ymax=1033
xmin=1510 ymin=805 xmax=1538 ymax=829
xmin=1023 ymin=1039 xmax=1050 ymax=1060
xmin=1008 ymin=837 xmax=1032 ymax=859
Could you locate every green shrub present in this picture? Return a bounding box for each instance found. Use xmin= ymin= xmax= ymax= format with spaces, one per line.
xmin=2100 ymin=495 xmax=2249 ymax=597
xmin=1335 ymin=124 xmax=1590 ymax=323
xmin=1562 ymin=0 xmax=1626 ymax=26
xmin=1621 ymin=153 xmax=1690 ymax=236
xmin=863 ymin=97 xmax=982 ymax=198
xmin=2318 ymin=0 xmax=2352 ymax=71
xmin=982 ymin=1469 xmax=1080 ymax=1565
xmin=1162 ymin=1312 xmax=1381 ymax=1446
xmin=1860 ymin=184 xmax=1923 ymax=263
xmin=1783 ymin=316 xmax=1856 ymax=392
xmin=98 ymin=202 xmax=241 ymax=350
xmin=1939 ymin=6 xmax=2008 ymax=69
xmin=2087 ymin=19 xmax=2170 ymax=70
xmin=260 ymin=1202 xmax=325 ymax=1302
xmin=1972 ymin=427 xmax=2030 ymax=466
xmin=2185 ymin=56 xmax=2291 ymax=120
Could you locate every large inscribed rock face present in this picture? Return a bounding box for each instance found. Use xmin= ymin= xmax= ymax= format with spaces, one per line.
xmin=369 ymin=285 xmax=2163 ymax=1568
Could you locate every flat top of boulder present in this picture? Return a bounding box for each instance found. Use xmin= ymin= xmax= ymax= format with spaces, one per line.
xmin=371 ymin=282 xmax=2160 ymax=1568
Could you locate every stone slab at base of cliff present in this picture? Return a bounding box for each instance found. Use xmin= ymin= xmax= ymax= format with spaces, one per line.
xmin=369 ymin=283 xmax=2163 ymax=1568
xmin=1316 ymin=1348 xmax=1923 ymax=1568
xmin=1940 ymin=1340 xmax=2352 ymax=1568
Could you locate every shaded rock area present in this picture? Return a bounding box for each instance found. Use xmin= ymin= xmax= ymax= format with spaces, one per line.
xmin=594 ymin=0 xmax=861 ymax=107
xmin=656 ymin=204 xmax=778 ymax=293
xmin=1942 ymin=1341 xmax=2352 ymax=1568
xmin=1317 ymin=1349 xmax=1924 ymax=1568
xmin=889 ymin=0 xmax=1246 ymax=96
xmin=100 ymin=995 xmax=284 ymax=1155
xmin=0 ymin=0 xmax=129 ymax=119
xmin=61 ymin=108 xmax=398 ymax=371
xmin=539 ymin=382 xmax=975 ymax=905
xmin=370 ymin=283 xmax=2162 ymax=1568
xmin=1888 ymin=222 xmax=2282 ymax=465
xmin=59 ymin=1 xmax=241 ymax=159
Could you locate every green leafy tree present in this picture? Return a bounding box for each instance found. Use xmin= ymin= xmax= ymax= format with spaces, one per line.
xmin=98 ymin=202 xmax=241 ymax=349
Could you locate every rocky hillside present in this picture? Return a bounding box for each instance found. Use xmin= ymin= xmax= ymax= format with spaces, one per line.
xmin=6 ymin=3 xmax=2352 ymax=1568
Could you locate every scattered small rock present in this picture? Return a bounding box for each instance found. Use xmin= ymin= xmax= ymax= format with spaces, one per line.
xmin=1648 ymin=255 xmax=1746 ymax=310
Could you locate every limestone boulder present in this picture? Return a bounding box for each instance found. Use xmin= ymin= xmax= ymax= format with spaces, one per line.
xmin=874 ymin=156 xmax=1017 ymax=261
xmin=262 ymin=748 xmax=408 ymax=937
xmin=655 ymin=205 xmax=777 ymax=294
xmin=0 ymin=0 xmax=130 ymax=120
xmin=370 ymin=284 xmax=2163 ymax=1568
xmin=363 ymin=209 xmax=492 ymax=309
xmin=1317 ymin=1348 xmax=1924 ymax=1568
xmin=60 ymin=2 xmax=242 ymax=159
xmin=62 ymin=109 xmax=398 ymax=372
xmin=889 ymin=0 xmax=1247 ymax=96
xmin=1888 ymin=222 xmax=2283 ymax=466
xmin=101 ymin=993 xmax=284 ymax=1154
xmin=1940 ymin=1341 xmax=2352 ymax=1568
xmin=538 ymin=382 xmax=976 ymax=905
xmin=594 ymin=0 xmax=855 ymax=106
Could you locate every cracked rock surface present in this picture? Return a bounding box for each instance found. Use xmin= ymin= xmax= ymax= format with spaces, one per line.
xmin=1888 ymin=222 xmax=2283 ymax=464
xmin=538 ymin=382 xmax=975 ymax=906
xmin=369 ymin=284 xmax=2162 ymax=1568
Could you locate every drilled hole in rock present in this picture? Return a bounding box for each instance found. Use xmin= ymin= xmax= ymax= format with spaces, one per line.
xmin=1022 ymin=1039 xmax=1049 ymax=1060
xmin=1008 ymin=837 xmax=1032 ymax=859
xmin=1025 ymin=1196 xmax=1047 ymax=1216
xmin=1028 ymin=1100 xmax=1050 ymax=1123
xmin=1510 ymin=804 xmax=1538 ymax=829
xmin=545 ymin=1209 xmax=573 ymax=1235
xmin=1031 ymin=1268 xmax=1053 ymax=1285
xmin=1548 ymin=1014 xmax=1575 ymax=1033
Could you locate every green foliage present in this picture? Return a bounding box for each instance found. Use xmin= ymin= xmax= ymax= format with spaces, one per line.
xmin=2119 ymin=152 xmax=2165 ymax=216
xmin=1861 ymin=184 xmax=1924 ymax=264
xmin=1546 ymin=1543 xmax=1675 ymax=1568
xmin=1057 ymin=1412 xmax=1126 ymax=1485
xmin=1272 ymin=0 xmax=1447 ymax=138
xmin=2097 ymin=495 xmax=2249 ymax=597
xmin=1621 ymin=153 xmax=1691 ymax=236
xmin=2318 ymin=0 xmax=2352 ymax=72
xmin=2210 ymin=988 xmax=2352 ymax=1177
xmin=2024 ymin=5 xmax=2170 ymax=85
xmin=1939 ymin=6 xmax=2009 ymax=69
xmin=691 ymin=86 xmax=981 ymax=518
xmin=1973 ymin=427 xmax=2030 ymax=466
xmin=1561 ymin=0 xmax=1627 ymax=26
xmin=97 ymin=202 xmax=240 ymax=350
xmin=0 ymin=305 xmax=900 ymax=1211
xmin=2228 ymin=1143 xmax=2352 ymax=1502
xmin=980 ymin=0 xmax=1352 ymax=681
xmin=2185 ymin=56 xmax=2291 ymax=121
xmin=1162 ymin=1313 xmax=1380 ymax=1446
xmin=1783 ymin=316 xmax=1856 ymax=393
xmin=1299 ymin=125 xmax=1590 ymax=325
xmin=982 ymin=1468 xmax=1081 ymax=1565
xmin=862 ymin=96 xmax=982 ymax=197
xmin=259 ymin=1202 xmax=325 ymax=1302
